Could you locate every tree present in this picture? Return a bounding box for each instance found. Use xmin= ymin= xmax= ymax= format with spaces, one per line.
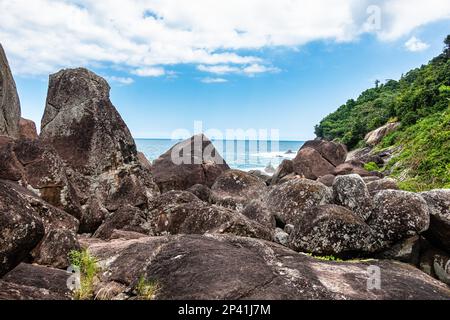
xmin=375 ymin=79 xmax=380 ymax=89
xmin=444 ymin=35 xmax=450 ymax=57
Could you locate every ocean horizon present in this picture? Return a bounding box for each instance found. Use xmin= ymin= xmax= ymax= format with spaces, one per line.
xmin=136 ymin=138 xmax=305 ymax=173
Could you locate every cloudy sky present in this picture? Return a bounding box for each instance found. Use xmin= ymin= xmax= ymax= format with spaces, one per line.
xmin=1 ymin=0 xmax=450 ymax=140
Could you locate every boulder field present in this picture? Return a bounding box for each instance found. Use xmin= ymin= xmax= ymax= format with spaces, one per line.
xmin=0 ymin=44 xmax=449 ymax=300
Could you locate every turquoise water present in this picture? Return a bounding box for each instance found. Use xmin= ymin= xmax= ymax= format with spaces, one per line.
xmin=135 ymin=139 xmax=305 ymax=173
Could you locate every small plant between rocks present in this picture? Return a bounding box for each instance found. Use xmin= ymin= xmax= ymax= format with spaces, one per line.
xmin=135 ymin=276 xmax=160 ymax=300
xmin=68 ymin=249 xmax=100 ymax=300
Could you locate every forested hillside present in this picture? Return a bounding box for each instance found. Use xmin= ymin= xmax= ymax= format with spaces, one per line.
xmin=315 ymin=35 xmax=450 ymax=191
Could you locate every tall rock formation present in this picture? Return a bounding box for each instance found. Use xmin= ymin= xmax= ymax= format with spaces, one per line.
xmin=0 ymin=44 xmax=21 ymax=138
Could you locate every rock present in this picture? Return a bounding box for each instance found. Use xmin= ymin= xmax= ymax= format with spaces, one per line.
xmin=38 ymin=68 xmax=159 ymax=232
xmin=247 ymin=170 xmax=271 ymax=185
xmin=362 ymin=176 xmax=381 ymax=183
xmin=94 ymin=205 xmax=151 ymax=240
xmin=365 ymin=122 xmax=400 ymax=146
xmin=0 ymin=263 xmax=71 ymax=300
xmin=368 ymin=190 xmax=430 ymax=247
xmin=270 ymin=159 xmax=294 ymax=185
xmin=346 ymin=147 xmax=372 ymax=162
xmin=1 ymin=180 xmax=79 ymax=233
xmin=137 ymin=151 xmax=152 ymax=171
xmin=274 ymin=228 xmax=289 ymax=246
xmin=241 ymin=200 xmax=277 ymax=229
xmin=284 ymin=224 xmax=295 ymax=235
xmin=152 ymin=134 xmax=230 ymax=192
xmin=148 ymin=191 xmax=273 ymax=241
xmin=377 ymin=236 xmax=421 ymax=265
xmin=264 ymin=178 xmax=333 ymax=225
xmin=333 ymin=161 xmax=373 ymax=177
xmin=292 ymin=147 xmax=335 ymax=180
xmin=31 ymin=229 xmax=80 ymax=269
xmin=289 ymin=205 xmax=375 ymax=256
xmin=301 ymin=140 xmax=347 ymax=167
xmin=40 ymin=68 xmax=137 ymax=176
xmin=420 ymin=242 xmax=450 ymax=285
xmin=0 ymin=137 xmax=23 ymax=181
xmin=366 ymin=178 xmax=399 ymax=196
xmin=86 ymin=234 xmax=450 ymax=300
xmin=211 ymin=170 xmax=267 ymax=210
xmin=0 ymin=181 xmax=45 ymax=277
xmin=333 ymin=174 xmax=373 ymax=221
xmin=19 ymin=118 xmax=38 ymax=140
xmin=187 ymin=184 xmax=212 ymax=202
xmin=420 ymin=189 xmax=450 ymax=252
xmin=317 ymin=174 xmax=336 ymax=187
xmin=0 ymin=44 xmax=20 ymax=139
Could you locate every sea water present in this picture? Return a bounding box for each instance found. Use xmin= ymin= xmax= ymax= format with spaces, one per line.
xmin=135 ymin=139 xmax=305 ymax=173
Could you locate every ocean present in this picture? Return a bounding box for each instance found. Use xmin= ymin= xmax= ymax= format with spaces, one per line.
xmin=135 ymin=139 xmax=305 ymax=173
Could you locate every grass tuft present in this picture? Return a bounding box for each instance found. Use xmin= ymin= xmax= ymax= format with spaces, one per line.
xmin=68 ymin=249 xmax=100 ymax=300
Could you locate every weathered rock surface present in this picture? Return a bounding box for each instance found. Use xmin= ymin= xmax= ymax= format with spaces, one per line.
xmin=40 ymin=68 xmax=136 ymax=176
xmin=333 ymin=161 xmax=373 ymax=177
xmin=0 ymin=44 xmax=20 ymax=139
xmin=241 ymin=200 xmax=277 ymax=229
xmin=187 ymin=184 xmax=212 ymax=203
xmin=86 ymin=234 xmax=450 ymax=300
xmin=152 ymin=134 xmax=230 ymax=192
xmin=377 ymin=236 xmax=421 ymax=265
xmin=420 ymin=241 xmax=450 ymax=285
xmin=146 ymin=191 xmax=272 ymax=241
xmin=211 ymin=170 xmax=267 ymax=210
xmin=248 ymin=170 xmax=271 ymax=185
xmin=31 ymin=229 xmax=80 ymax=269
xmin=368 ymin=190 xmax=430 ymax=247
xmin=420 ymin=189 xmax=450 ymax=252
xmin=301 ymin=140 xmax=347 ymax=167
xmin=0 ymin=263 xmax=71 ymax=300
xmin=19 ymin=118 xmax=38 ymax=140
xmin=292 ymin=147 xmax=335 ymax=180
xmin=289 ymin=205 xmax=375 ymax=256
xmin=365 ymin=122 xmax=400 ymax=146
xmin=263 ymin=178 xmax=333 ymax=225
xmin=0 ymin=136 xmax=23 ymax=181
xmin=366 ymin=178 xmax=399 ymax=196
xmin=270 ymin=159 xmax=294 ymax=185
xmin=333 ymin=174 xmax=373 ymax=221
xmin=317 ymin=174 xmax=336 ymax=187
xmin=36 ymin=68 xmax=159 ymax=232
xmin=0 ymin=181 xmax=45 ymax=277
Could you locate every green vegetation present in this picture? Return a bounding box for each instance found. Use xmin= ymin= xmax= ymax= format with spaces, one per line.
xmin=306 ymin=253 xmax=343 ymax=262
xmin=315 ymin=35 xmax=450 ymax=191
xmin=68 ymin=249 xmax=100 ymax=300
xmin=135 ymin=276 xmax=159 ymax=300
xmin=364 ymin=162 xmax=381 ymax=172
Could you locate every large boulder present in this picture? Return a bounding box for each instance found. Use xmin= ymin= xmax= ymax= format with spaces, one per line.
xmin=368 ymin=190 xmax=430 ymax=247
xmin=263 ymin=178 xmax=333 ymax=225
xmin=40 ymin=68 xmax=137 ymax=176
xmin=152 ymin=134 xmax=230 ymax=192
xmin=211 ymin=170 xmax=267 ymax=210
xmin=289 ymin=205 xmax=376 ymax=256
xmin=0 ymin=136 xmax=23 ymax=181
xmin=270 ymin=159 xmax=294 ymax=185
xmin=292 ymin=147 xmax=335 ymax=180
xmin=0 ymin=263 xmax=72 ymax=300
xmin=420 ymin=189 xmax=450 ymax=252
xmin=38 ymin=68 xmax=159 ymax=232
xmin=333 ymin=161 xmax=373 ymax=177
xmin=0 ymin=181 xmax=45 ymax=277
xmin=19 ymin=118 xmax=38 ymax=140
xmin=0 ymin=44 xmax=20 ymax=139
xmin=301 ymin=140 xmax=347 ymax=167
xmin=332 ymin=174 xmax=373 ymax=221
xmin=420 ymin=241 xmax=450 ymax=285
xmin=147 ymin=191 xmax=273 ymax=241
xmin=366 ymin=178 xmax=399 ymax=196
xmin=85 ymin=234 xmax=450 ymax=300
xmin=365 ymin=122 xmax=400 ymax=146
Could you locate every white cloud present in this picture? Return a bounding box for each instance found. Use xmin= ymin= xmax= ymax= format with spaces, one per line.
xmin=132 ymin=67 xmax=166 ymax=77
xmin=404 ymin=36 xmax=430 ymax=52
xmin=201 ymin=77 xmax=228 ymax=84
xmin=198 ymin=63 xmax=280 ymax=76
xmin=0 ymin=0 xmax=449 ymax=77
xmin=107 ymin=76 xmax=135 ymax=85
xmin=242 ymin=64 xmax=281 ymax=75
xmin=197 ymin=65 xmax=240 ymax=75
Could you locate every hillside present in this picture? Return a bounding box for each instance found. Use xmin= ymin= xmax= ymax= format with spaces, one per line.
xmin=315 ymin=35 xmax=450 ymax=191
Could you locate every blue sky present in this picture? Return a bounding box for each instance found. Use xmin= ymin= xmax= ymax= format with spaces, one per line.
xmin=2 ymin=1 xmax=450 ymax=140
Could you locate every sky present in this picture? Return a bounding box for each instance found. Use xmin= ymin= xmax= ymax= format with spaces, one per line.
xmin=1 ymin=0 xmax=450 ymax=141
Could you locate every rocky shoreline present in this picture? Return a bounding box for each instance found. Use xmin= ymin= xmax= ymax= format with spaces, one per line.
xmin=0 ymin=43 xmax=449 ymax=300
